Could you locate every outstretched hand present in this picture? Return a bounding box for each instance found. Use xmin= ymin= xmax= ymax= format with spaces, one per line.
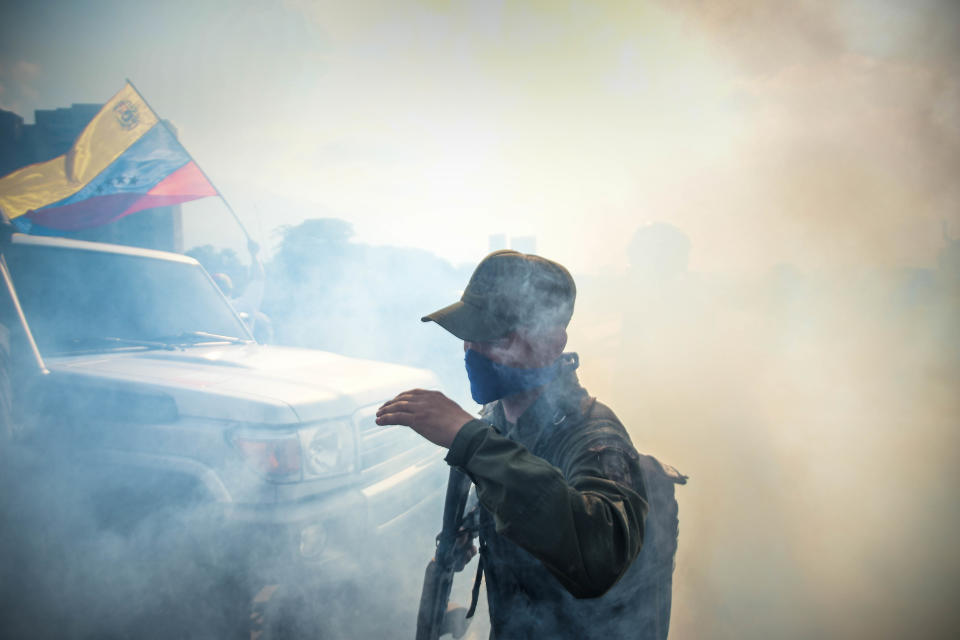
xmin=376 ymin=389 xmax=474 ymax=448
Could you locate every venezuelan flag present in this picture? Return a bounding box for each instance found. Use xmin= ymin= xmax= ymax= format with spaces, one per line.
xmin=0 ymin=83 xmax=216 ymax=231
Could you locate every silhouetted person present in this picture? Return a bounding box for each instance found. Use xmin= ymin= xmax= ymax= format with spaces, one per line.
xmin=213 ymin=240 xmax=273 ymax=343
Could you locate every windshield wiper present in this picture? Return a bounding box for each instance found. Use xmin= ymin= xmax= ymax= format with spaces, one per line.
xmin=166 ymin=331 xmax=251 ymax=345
xmin=54 ymin=336 xmax=179 ymax=355
xmin=104 ymin=336 xmax=179 ymax=350
xmin=188 ymin=330 xmax=250 ymax=344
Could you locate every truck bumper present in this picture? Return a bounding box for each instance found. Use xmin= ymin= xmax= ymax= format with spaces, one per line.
xmin=221 ymin=449 xmax=448 ymax=585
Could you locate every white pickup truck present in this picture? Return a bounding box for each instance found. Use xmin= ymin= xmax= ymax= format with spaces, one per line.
xmin=0 ymin=226 xmax=447 ymax=638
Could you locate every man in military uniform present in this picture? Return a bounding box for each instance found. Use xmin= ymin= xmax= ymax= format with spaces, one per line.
xmin=377 ymin=250 xmax=680 ymax=638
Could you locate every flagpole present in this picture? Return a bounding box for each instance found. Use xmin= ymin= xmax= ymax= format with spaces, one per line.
xmin=124 ymin=79 xmax=255 ymax=250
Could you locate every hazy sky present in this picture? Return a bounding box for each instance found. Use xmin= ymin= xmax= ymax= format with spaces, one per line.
xmin=1 ymin=0 xmax=958 ymax=273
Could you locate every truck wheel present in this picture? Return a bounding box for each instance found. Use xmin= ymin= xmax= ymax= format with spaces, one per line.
xmin=256 ymin=581 xmax=408 ymax=639
xmin=255 ymin=582 xmax=345 ymax=640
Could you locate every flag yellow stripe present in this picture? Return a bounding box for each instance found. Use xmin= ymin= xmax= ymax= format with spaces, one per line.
xmin=66 ymin=83 xmax=158 ymax=184
xmin=0 ymin=156 xmax=71 ymax=219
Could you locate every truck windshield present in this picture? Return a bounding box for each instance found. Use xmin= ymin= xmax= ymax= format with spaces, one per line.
xmin=4 ymin=243 xmax=251 ymax=356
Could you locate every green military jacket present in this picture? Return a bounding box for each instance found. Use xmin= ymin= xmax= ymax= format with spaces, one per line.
xmin=446 ymin=353 xmax=672 ymax=639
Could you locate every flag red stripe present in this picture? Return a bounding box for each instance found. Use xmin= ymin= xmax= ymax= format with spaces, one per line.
xmin=118 ymin=193 xmax=211 ymax=218
xmin=144 ymin=161 xmax=217 ymax=197
xmin=25 ymin=163 xmax=216 ymax=231
xmin=26 ymin=194 xmax=143 ymax=230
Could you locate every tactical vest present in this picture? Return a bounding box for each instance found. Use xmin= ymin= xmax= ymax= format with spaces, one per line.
xmin=478 ymin=395 xmax=686 ymax=639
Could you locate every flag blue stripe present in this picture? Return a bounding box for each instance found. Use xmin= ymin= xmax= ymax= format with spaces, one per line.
xmin=39 ymin=124 xmax=190 ymax=211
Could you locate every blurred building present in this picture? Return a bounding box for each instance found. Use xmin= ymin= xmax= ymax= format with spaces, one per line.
xmin=510 ymin=235 xmax=537 ymax=254
xmin=487 ymin=233 xmax=537 ymax=254
xmin=488 ymin=233 xmax=507 ymax=252
xmin=0 ymin=104 xmax=183 ymax=252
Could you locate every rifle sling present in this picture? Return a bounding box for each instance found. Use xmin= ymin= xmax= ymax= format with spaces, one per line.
xmin=466 ymin=539 xmax=485 ymax=619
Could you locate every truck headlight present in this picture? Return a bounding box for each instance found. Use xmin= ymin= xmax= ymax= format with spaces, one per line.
xmin=232 ymin=432 xmax=302 ymax=482
xmin=298 ymin=420 xmax=356 ymax=479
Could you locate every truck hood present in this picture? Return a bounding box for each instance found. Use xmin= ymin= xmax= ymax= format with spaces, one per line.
xmin=45 ymin=344 xmax=439 ymax=425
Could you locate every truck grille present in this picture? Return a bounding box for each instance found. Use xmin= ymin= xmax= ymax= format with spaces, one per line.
xmin=352 ymin=404 xmax=446 ymax=533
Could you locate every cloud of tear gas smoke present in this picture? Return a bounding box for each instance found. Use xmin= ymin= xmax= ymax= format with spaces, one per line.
xmin=647 ymin=0 xmax=960 ymax=272
xmin=569 ymin=6 xmax=960 ymax=633
xmin=569 ymin=222 xmax=960 ymax=640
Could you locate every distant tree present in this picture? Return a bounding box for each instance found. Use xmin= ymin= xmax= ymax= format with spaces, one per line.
xmin=263 ymin=218 xmax=359 ymax=345
xmin=262 ymin=216 xmax=467 ymax=392
xmin=272 ymin=218 xmax=356 ymax=281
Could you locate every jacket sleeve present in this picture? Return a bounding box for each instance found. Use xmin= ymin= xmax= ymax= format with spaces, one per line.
xmin=445 ymin=418 xmax=648 ymax=598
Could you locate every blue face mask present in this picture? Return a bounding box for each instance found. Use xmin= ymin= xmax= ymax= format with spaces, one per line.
xmin=464 ymin=349 xmax=561 ymax=405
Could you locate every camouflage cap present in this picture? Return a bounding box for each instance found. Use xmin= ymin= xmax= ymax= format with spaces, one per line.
xmin=422 ymin=250 xmax=576 ymax=342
